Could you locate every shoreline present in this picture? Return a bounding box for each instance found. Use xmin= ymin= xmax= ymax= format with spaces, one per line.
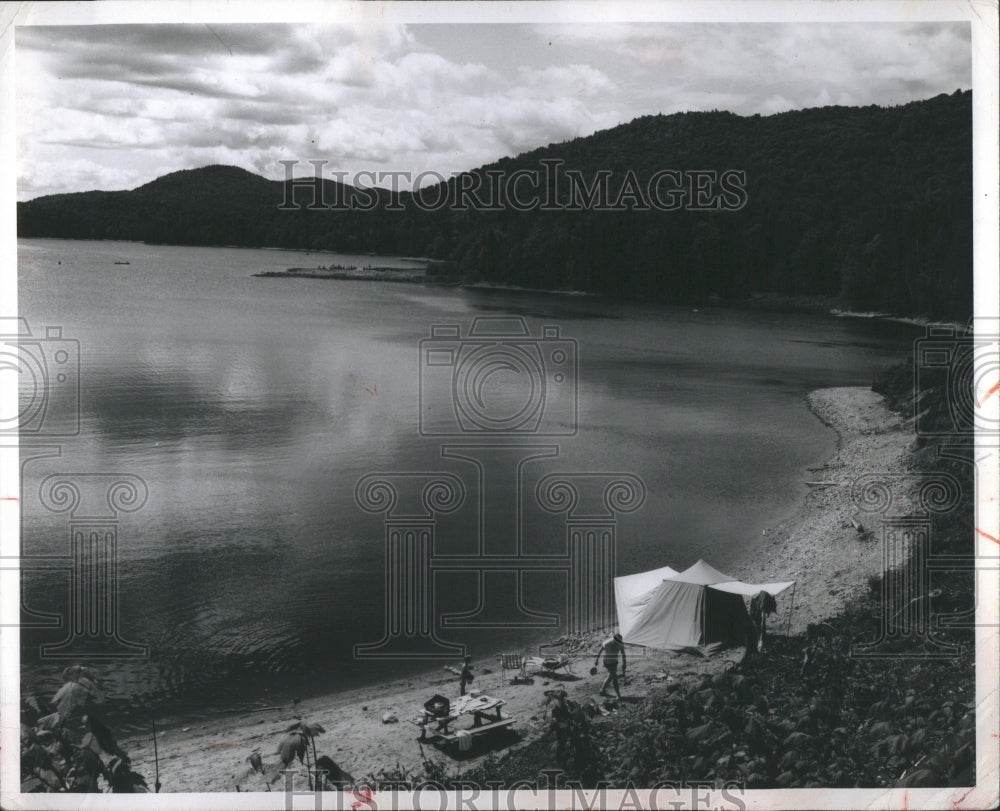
xmin=118 ymin=385 xmax=918 ymax=792
xmin=726 ymin=387 xmax=915 ymax=632
xmin=19 ymin=237 xmax=957 ymax=326
xmin=254 ymin=267 xmax=948 ymax=325
xmin=254 ymin=267 xmax=431 ymax=283
xmin=251 ymin=267 xmax=593 ymax=296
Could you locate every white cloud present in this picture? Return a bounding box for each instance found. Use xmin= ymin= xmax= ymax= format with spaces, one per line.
xmin=18 ymin=159 xmax=140 ymax=198
xmin=521 ymin=64 xmax=615 ymax=97
xmin=14 ymin=21 xmax=971 ymax=199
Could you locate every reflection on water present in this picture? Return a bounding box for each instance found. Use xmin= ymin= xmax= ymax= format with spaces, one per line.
xmin=87 ymin=374 xmax=315 ymax=446
xmin=17 ymin=238 xmax=918 ymax=723
xmin=467 ymin=297 xmax=615 ymax=321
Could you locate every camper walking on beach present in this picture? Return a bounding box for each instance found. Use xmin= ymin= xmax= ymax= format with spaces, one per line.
xmin=459 ymin=655 xmax=474 ymax=695
xmin=594 ymin=633 xmax=626 ymax=699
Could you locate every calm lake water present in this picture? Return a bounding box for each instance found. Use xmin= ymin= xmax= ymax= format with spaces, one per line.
xmin=16 ymin=238 xmax=919 ymax=725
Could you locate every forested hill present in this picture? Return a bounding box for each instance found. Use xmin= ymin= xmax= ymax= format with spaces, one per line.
xmin=18 ymin=90 xmax=971 ymax=320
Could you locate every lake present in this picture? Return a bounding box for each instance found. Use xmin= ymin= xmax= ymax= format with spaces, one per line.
xmin=15 ymin=237 xmax=919 ymax=726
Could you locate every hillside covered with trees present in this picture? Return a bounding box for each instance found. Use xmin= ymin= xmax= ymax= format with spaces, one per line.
xmin=18 ymin=91 xmax=972 ymax=320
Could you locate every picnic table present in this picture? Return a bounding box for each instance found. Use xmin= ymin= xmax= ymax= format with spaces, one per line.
xmin=412 ymin=694 xmax=515 ymax=754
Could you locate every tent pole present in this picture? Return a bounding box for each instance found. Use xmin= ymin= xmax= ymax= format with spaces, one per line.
xmin=785 ymin=583 xmax=796 ymax=636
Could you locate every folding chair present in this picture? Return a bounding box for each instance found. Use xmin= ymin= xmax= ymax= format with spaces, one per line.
xmin=538 ymin=655 xmax=574 ymax=677
xmin=497 ymin=653 xmax=531 ymax=685
xmin=525 ymin=655 xmax=574 ymax=678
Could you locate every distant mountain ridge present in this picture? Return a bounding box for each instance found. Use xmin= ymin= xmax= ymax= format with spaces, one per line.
xmin=18 ymin=91 xmax=972 ymax=320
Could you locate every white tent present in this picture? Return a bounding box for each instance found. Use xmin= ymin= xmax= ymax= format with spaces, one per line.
xmin=613 ymin=565 xmax=678 ymax=637
xmin=616 ymin=559 xmax=794 ymax=653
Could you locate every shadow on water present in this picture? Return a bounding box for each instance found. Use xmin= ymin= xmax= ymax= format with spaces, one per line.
xmin=85 ymin=372 xmax=317 ymax=446
xmin=17 ymin=239 xmax=926 ymax=733
xmin=782 ymin=337 xmax=916 ymax=352
xmin=460 ymin=287 xmax=617 ymax=322
xmin=467 ymin=302 xmax=615 ymax=321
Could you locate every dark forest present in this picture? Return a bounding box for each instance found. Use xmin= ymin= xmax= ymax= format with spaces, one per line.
xmin=18 ymin=91 xmax=972 ymax=320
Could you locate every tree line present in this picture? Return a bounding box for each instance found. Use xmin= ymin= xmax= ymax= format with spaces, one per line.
xmin=18 ymin=90 xmax=972 ymax=320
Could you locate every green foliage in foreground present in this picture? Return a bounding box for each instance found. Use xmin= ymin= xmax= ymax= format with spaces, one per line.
xmin=21 ymin=666 xmax=148 ymax=793
xmin=448 ymin=589 xmax=974 ymax=791
xmin=609 ymin=625 xmax=973 ymax=789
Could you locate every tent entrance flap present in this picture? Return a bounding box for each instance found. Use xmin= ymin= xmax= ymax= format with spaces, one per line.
xmin=704 ymin=589 xmax=750 ymax=648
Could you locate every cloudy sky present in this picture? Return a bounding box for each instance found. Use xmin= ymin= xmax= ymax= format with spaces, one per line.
xmin=15 ymin=21 xmax=970 ymax=199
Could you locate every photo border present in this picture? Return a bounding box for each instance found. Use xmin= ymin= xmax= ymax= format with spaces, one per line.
xmin=1 ymin=1 xmax=996 ymax=809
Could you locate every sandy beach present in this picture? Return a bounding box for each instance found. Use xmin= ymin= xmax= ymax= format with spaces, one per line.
xmin=119 ymin=385 xmax=917 ymax=792
xmin=729 ymin=386 xmax=916 ymax=633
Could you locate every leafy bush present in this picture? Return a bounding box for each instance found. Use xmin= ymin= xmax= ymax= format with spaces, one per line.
xmin=21 ymin=665 xmax=148 ymax=793
xmin=545 ymin=690 xmax=603 ymax=785
xmin=236 ymin=713 xmax=348 ymax=791
xmin=446 ymin=591 xmax=973 ymax=791
xmin=599 ymin=601 xmax=974 ymax=790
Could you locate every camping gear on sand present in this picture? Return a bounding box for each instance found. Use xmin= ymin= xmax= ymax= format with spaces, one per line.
xmin=455 ymin=729 xmax=473 ymax=752
xmin=526 ymin=655 xmax=573 ymax=677
xmin=616 ymin=559 xmax=794 ymax=654
xmin=497 ymin=653 xmax=531 ymax=684
xmin=412 ymin=693 xmax=514 ymax=756
xmin=541 ymin=655 xmax=572 ymax=673
xmin=423 ymin=694 xmax=450 ymax=717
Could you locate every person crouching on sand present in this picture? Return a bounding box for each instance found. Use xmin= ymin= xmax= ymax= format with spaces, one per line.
xmin=594 ymin=633 xmax=626 ymax=699
xmin=459 ymin=655 xmax=474 ymax=695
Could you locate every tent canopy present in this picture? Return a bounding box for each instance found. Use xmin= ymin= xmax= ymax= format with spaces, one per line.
xmin=614 ymin=564 xmax=678 ymax=637
xmin=615 ymin=559 xmax=794 ymax=653
xmin=666 ymin=559 xmax=733 ymax=586
xmin=710 ymin=579 xmax=794 ymax=597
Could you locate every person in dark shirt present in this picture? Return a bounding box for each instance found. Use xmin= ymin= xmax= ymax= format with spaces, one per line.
xmin=459 ymin=655 xmax=474 ymax=695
